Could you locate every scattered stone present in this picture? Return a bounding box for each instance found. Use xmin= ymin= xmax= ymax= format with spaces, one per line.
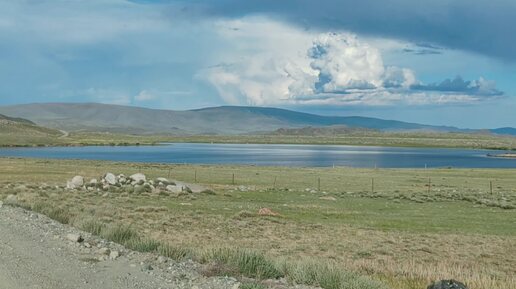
xmin=258 ymin=208 xmax=280 ymax=216
xmin=143 ymin=264 xmax=153 ymax=271
xmin=427 ymin=280 xmax=469 ymax=289
xmin=66 ymin=176 xmax=84 ymax=189
xmin=157 ymin=256 xmax=167 ymax=264
xmin=166 ymin=185 xmax=184 ymax=193
xmin=130 ymin=173 xmax=146 ymax=183
xmin=104 ymin=173 xmax=117 ymax=185
xmin=0 ymin=201 xmax=3 ymax=208
xmin=83 ymin=242 xmax=92 ymax=248
xmin=66 ymin=233 xmax=83 ymax=243
xmin=99 ymin=247 xmax=110 ymax=255
xmin=109 ymin=250 xmax=120 ymax=260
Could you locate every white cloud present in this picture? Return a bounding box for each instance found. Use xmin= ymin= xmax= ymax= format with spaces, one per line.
xmin=134 ymin=90 xmax=155 ymax=101
xmin=200 ymin=17 xmax=500 ymax=106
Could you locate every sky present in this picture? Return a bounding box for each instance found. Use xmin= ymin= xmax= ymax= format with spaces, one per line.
xmin=0 ymin=0 xmax=515 ymax=129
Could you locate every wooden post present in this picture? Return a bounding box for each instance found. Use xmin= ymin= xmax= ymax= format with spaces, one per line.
xmin=194 ymin=170 xmax=197 ymax=182
xmin=232 ymin=173 xmax=235 ymax=185
xmin=490 ymin=181 xmax=493 ymax=195
xmin=168 ymin=169 xmax=171 ymax=179
xmin=318 ymin=177 xmax=321 ymax=191
xmin=371 ymin=178 xmax=374 ymax=193
xmin=428 ymin=178 xmax=431 ymax=193
xmin=273 ymin=176 xmax=277 ymax=189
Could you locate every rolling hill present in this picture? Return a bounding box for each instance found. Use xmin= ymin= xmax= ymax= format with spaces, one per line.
xmin=0 ymin=103 xmax=473 ymax=135
xmin=0 ymin=113 xmax=63 ymax=146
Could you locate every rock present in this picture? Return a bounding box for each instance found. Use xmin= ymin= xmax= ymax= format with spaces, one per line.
xmin=88 ymin=178 xmax=98 ymax=186
xmin=5 ymin=194 xmax=17 ymax=204
xmin=83 ymin=242 xmax=92 ymax=248
xmin=66 ymin=233 xmax=83 ymax=243
xmin=157 ymin=256 xmax=167 ymax=263
xmin=66 ymin=176 xmax=84 ymax=189
xmin=143 ymin=264 xmax=153 ymax=271
xmin=258 ymin=208 xmax=280 ymax=216
xmin=0 ymin=201 xmax=3 ymax=208
xmin=109 ymin=250 xmax=120 ymax=260
xmin=104 ymin=173 xmax=117 ymax=185
xmin=427 ymin=280 xmax=469 ymax=289
xmin=156 ymin=177 xmax=169 ymax=183
xmin=166 ymin=185 xmax=184 ymax=193
xmin=99 ymin=247 xmax=110 ymax=255
xmin=130 ymin=173 xmax=146 ymax=183
xmin=134 ymin=185 xmax=145 ymax=194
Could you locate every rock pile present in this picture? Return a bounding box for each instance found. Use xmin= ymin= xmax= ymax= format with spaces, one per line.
xmin=66 ymin=173 xmax=192 ymax=195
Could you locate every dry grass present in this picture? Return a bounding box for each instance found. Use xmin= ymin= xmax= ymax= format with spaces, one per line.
xmin=1 ymin=157 xmax=515 ymax=289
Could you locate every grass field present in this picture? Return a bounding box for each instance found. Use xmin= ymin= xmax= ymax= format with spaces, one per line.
xmin=1 ymin=157 xmax=515 ymax=289
xmin=1 ymin=129 xmax=516 ymax=151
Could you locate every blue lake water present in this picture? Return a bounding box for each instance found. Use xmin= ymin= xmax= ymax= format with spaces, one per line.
xmin=0 ymin=143 xmax=514 ymax=168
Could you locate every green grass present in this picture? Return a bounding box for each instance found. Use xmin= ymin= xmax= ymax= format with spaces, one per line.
xmin=1 ymin=127 xmax=516 ymax=149
xmin=1 ymin=157 xmax=515 ymax=289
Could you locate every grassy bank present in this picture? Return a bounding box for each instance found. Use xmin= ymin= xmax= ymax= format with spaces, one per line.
xmin=1 ymin=158 xmax=515 ymax=289
xmin=1 ymin=130 xmax=516 ymax=150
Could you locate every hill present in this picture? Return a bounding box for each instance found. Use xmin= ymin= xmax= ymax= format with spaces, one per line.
xmin=491 ymin=127 xmax=516 ymax=136
xmin=0 ymin=113 xmax=63 ymax=146
xmin=0 ymin=103 xmax=468 ymax=135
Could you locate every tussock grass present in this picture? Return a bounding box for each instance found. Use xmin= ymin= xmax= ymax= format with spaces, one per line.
xmin=30 ymin=202 xmax=72 ymax=224
xmin=280 ymin=260 xmax=388 ymax=289
xmin=78 ymin=219 xmax=105 ymax=236
xmin=101 ymin=224 xmax=138 ymax=244
xmin=126 ymin=238 xmax=161 ymax=253
xmin=157 ymin=243 xmax=193 ymax=261
xmin=201 ymin=248 xmax=283 ymax=280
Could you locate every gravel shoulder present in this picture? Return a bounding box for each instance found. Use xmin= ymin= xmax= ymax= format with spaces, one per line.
xmin=0 ymin=205 xmax=242 ymax=289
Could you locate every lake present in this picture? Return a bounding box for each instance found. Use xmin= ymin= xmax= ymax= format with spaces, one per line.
xmin=0 ymin=143 xmax=515 ymax=168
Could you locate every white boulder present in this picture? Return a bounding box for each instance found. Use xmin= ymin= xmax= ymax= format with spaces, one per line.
xmin=104 ymin=173 xmax=117 ymax=185
xmin=67 ymin=176 xmax=84 ymax=189
xmin=130 ymin=173 xmax=146 ymax=183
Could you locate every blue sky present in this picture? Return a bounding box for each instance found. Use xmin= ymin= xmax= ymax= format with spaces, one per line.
xmin=0 ymin=0 xmax=515 ymax=128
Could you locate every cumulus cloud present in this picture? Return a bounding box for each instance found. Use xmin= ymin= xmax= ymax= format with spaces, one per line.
xmin=201 ymin=19 xmax=502 ymax=106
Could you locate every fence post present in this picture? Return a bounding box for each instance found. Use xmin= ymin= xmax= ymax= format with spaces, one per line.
xmin=428 ymin=178 xmax=431 ymax=193
xmin=318 ymin=177 xmax=321 ymax=191
xmin=195 ymin=170 xmax=197 ymax=182
xmin=273 ymin=176 xmax=277 ymax=189
xmin=232 ymin=173 xmax=235 ymax=185
xmin=371 ymin=178 xmax=374 ymax=193
xmin=490 ymin=180 xmax=493 ymax=195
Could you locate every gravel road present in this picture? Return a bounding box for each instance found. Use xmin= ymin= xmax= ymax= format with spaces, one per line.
xmin=0 ymin=205 xmax=244 ymax=289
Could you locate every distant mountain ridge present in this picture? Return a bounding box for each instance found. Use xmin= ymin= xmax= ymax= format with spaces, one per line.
xmin=0 ymin=103 xmax=514 ymax=136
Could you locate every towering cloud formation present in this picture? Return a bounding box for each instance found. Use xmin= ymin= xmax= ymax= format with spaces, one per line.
xmin=201 ymin=19 xmax=501 ymax=106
